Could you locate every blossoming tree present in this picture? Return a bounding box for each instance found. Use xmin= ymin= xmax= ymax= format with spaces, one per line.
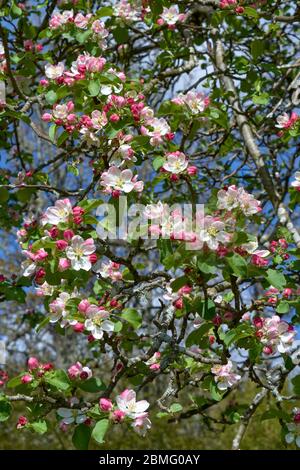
xmin=0 ymin=0 xmax=300 ymax=450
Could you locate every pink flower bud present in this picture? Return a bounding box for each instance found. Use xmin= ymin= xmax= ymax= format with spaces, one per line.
xmin=187 ymin=166 xmax=197 ymax=176
xmin=235 ymin=6 xmax=244 ymax=13
xmin=157 ymin=18 xmax=164 ymax=26
xmin=42 ymin=363 xmax=54 ymax=371
xmin=17 ymin=416 xmax=28 ymax=429
xmin=99 ymin=398 xmax=113 ymax=412
xmin=212 ymin=315 xmax=222 ymax=326
xmin=178 ymin=285 xmax=192 ymax=295
xmin=49 ymin=226 xmax=59 ymax=239
xmin=149 ymin=363 xmax=160 ymax=371
xmin=110 ymin=299 xmax=118 ymax=307
xmin=209 ymin=335 xmax=215 ymax=345
xmin=170 ymin=174 xmax=179 ymax=182
xmin=294 ymin=413 xmax=300 ymax=424
xmin=73 ymin=215 xmax=82 ymax=225
xmin=35 ymin=268 xmax=46 ymax=282
xmin=112 ymin=409 xmax=125 ymax=422
xmin=253 ymin=317 xmax=263 ymax=329
xmin=110 ymin=113 xmax=120 ymax=122
xmin=21 ymin=374 xmax=33 ymax=384
xmin=63 ymin=229 xmax=74 ymax=241
xmin=263 ymin=346 xmax=273 ymax=355
xmin=58 ymin=258 xmax=70 ymax=271
xmin=87 ymin=334 xmax=95 ymax=343
xmin=56 ymin=240 xmax=68 ymax=250
xmin=283 ymin=288 xmax=293 ymax=298
xmin=78 ymin=299 xmax=90 ymax=313
xmin=42 ymin=113 xmax=52 ymax=122
xmin=28 ymin=357 xmax=39 ymax=370
xmin=73 ymin=322 xmax=85 ymax=333
xmin=72 ymin=206 xmax=85 ymax=216
xmin=173 ymin=298 xmax=183 ymax=309
xmin=40 ymin=79 xmax=49 ymax=87
xmin=89 ymin=253 xmax=98 ymax=264
xmin=112 ymin=190 xmax=121 ymax=198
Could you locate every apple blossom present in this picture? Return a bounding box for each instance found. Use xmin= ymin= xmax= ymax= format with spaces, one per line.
xmin=159 ymin=5 xmax=186 ymax=26
xmin=253 ymin=315 xmax=296 ymax=354
xmin=162 ymin=151 xmax=188 ymax=174
xmin=45 ymin=62 xmax=65 ymax=80
xmin=116 ymin=389 xmax=149 ymax=419
xmin=42 ymin=198 xmax=73 ymax=226
xmin=84 ymin=306 xmax=114 ymax=340
xmin=211 ymin=360 xmax=241 ymax=390
xmin=100 ymin=166 xmax=143 ymax=194
xmin=65 ymin=236 xmax=96 ymax=271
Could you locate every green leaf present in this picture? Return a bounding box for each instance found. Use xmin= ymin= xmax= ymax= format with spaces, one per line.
xmin=30 ymin=420 xmax=47 ymax=434
xmin=49 ymin=124 xmax=56 ymax=143
xmin=0 ymin=397 xmax=12 ymax=421
xmin=169 ymin=403 xmax=183 ymax=413
xmin=292 ymin=375 xmax=300 ymax=395
xmin=72 ymin=423 xmax=92 ymax=450
xmin=266 ymin=269 xmax=286 ymax=290
xmin=186 ymin=323 xmax=212 ymax=347
xmin=244 ymin=6 xmax=259 ymax=18
xmin=88 ymin=80 xmax=100 ymax=97
xmin=153 ymin=156 xmax=165 ymax=171
xmin=96 ymin=7 xmax=114 ymax=17
xmin=121 ymin=308 xmax=142 ymax=329
xmin=91 ymin=419 xmax=109 ymax=445
xmin=252 ymin=93 xmax=270 ymax=105
xmin=6 ymin=375 xmax=23 ymax=389
xmin=227 ymin=253 xmax=248 ymax=277
xmin=276 ymin=300 xmax=290 ymax=314
xmin=78 ymin=377 xmax=106 ymax=393
xmin=11 ymin=2 xmax=23 ymax=17
xmin=45 ymin=90 xmax=57 ymax=105
xmin=44 ymin=370 xmax=71 ymax=392
xmin=251 ymin=40 xmax=264 ymax=61
xmin=113 ymin=27 xmax=129 ymax=44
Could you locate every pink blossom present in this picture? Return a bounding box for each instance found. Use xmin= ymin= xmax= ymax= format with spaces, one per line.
xmin=99 ymin=398 xmax=113 ymax=412
xmin=211 ymin=360 xmax=241 ymax=390
xmin=68 ymin=362 xmax=92 ymax=380
xmin=21 ymin=374 xmax=33 ymax=384
xmin=58 ymin=258 xmax=71 ymax=271
xmin=28 ymin=357 xmax=39 ymax=370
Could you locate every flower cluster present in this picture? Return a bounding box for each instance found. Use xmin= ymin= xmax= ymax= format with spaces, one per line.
xmin=211 ymin=360 xmax=241 ymax=390
xmin=253 ymin=315 xmax=296 ymax=355
xmin=158 ymin=5 xmax=186 ymax=28
xmin=21 ymin=357 xmax=54 ymax=384
xmin=67 ymin=362 xmax=92 ymax=381
xmin=49 ymin=10 xmax=109 ymax=48
xmin=217 ymin=185 xmax=261 ymax=216
xmin=100 ymin=389 xmax=151 ymax=436
xmin=161 ymin=151 xmax=197 ymax=179
xmin=172 ymin=89 xmax=210 ymax=115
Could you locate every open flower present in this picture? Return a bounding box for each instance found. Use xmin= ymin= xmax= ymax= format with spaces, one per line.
xmin=42 ymin=198 xmax=73 ymax=225
xmin=198 ymin=216 xmax=231 ymax=250
xmin=211 ymin=360 xmax=241 ymax=390
xmin=162 ymin=151 xmax=188 ymax=174
xmin=291 ymin=171 xmax=300 ymax=191
xmin=66 ymin=236 xmax=96 ymax=271
xmin=132 ymin=412 xmax=152 ymax=436
xmin=160 ymin=5 xmax=186 ymax=26
xmin=84 ymin=306 xmax=114 ymax=340
xmin=45 ymin=62 xmax=65 ymax=80
xmin=100 ymin=166 xmax=143 ymax=194
xmin=97 ymin=260 xmax=123 ymax=281
xmin=116 ymin=389 xmax=149 ymax=419
xmin=49 ymin=292 xmax=72 ymax=323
